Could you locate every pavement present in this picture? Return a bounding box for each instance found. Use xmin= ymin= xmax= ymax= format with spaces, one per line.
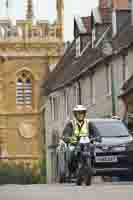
xmin=0 ymin=183 xmax=133 ymax=200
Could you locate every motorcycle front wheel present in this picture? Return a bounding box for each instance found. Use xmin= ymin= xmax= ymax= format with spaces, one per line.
xmin=84 ymin=157 xmax=92 ymax=186
xmin=85 ymin=175 xmax=92 ymax=186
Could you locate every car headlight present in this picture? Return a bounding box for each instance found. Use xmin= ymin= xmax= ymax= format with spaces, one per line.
xmin=127 ymin=142 xmax=133 ymax=151
xmin=113 ymin=146 xmax=126 ymax=152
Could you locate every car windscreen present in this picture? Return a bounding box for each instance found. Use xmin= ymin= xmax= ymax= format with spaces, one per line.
xmin=92 ymin=121 xmax=129 ymax=137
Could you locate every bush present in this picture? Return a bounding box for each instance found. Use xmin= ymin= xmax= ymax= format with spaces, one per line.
xmin=39 ymin=158 xmax=46 ymax=184
xmin=0 ymin=162 xmax=43 ymax=185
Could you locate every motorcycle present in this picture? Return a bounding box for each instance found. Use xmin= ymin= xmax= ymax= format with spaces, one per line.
xmin=56 ymin=136 xmax=96 ymax=185
xmin=75 ymin=136 xmax=95 ymax=186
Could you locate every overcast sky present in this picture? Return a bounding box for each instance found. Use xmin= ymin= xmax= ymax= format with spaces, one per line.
xmin=0 ymin=0 xmax=98 ymax=41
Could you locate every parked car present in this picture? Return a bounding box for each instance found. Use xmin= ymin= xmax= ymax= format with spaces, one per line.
xmin=89 ymin=118 xmax=133 ymax=177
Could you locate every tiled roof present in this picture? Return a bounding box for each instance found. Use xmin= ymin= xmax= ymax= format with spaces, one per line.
xmin=44 ymin=43 xmax=102 ymax=94
xmin=43 ymin=11 xmax=133 ymax=95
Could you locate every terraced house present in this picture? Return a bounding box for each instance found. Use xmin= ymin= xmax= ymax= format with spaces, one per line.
xmin=42 ymin=0 xmax=133 ymax=183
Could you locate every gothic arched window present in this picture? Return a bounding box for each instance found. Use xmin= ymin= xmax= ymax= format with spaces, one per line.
xmin=16 ymin=71 xmax=33 ymax=106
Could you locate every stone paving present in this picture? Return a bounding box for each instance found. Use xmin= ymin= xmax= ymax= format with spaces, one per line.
xmin=0 ymin=183 xmax=133 ymax=200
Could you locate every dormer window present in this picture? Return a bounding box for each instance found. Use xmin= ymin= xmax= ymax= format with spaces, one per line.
xmin=100 ymin=0 xmax=112 ymax=8
xmin=92 ymin=28 xmax=96 ymax=48
xmin=107 ymin=0 xmax=112 ymax=8
xmin=76 ymin=36 xmax=81 ymax=57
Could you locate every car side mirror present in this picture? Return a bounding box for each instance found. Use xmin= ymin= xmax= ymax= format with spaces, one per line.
xmin=131 ymin=131 xmax=133 ymax=135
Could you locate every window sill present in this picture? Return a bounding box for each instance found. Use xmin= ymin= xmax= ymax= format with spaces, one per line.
xmin=106 ymin=92 xmax=112 ymax=97
xmin=88 ymin=103 xmax=96 ymax=108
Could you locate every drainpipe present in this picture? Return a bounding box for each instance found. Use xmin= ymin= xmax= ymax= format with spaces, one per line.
xmin=77 ymin=81 xmax=82 ymax=105
xmin=131 ymin=0 xmax=133 ymax=26
xmin=111 ymin=62 xmax=117 ymax=116
xmin=123 ymin=97 xmax=128 ymax=121
xmin=112 ymin=9 xmax=117 ymax=37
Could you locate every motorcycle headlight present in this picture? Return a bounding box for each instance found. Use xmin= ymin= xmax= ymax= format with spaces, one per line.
xmin=69 ymin=145 xmax=75 ymax=151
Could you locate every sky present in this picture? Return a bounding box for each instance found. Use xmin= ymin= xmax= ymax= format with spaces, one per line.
xmin=0 ymin=0 xmax=98 ymax=41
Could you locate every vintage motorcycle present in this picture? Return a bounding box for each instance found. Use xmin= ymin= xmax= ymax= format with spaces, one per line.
xmin=75 ymin=136 xmax=95 ymax=186
xmin=56 ymin=136 xmax=96 ymax=185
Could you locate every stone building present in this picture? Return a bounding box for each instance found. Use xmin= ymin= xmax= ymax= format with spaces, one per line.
xmin=0 ymin=0 xmax=64 ymax=166
xmin=42 ymin=0 xmax=133 ymax=183
xmin=120 ymin=75 xmax=133 ymax=130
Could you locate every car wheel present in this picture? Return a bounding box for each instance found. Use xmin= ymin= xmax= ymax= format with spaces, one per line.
xmin=76 ymin=177 xmax=82 ymax=186
xmin=59 ymin=173 xmax=66 ymax=183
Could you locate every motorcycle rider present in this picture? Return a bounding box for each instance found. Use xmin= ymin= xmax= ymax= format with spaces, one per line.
xmin=63 ymin=105 xmax=90 ymax=144
xmin=62 ymin=105 xmax=93 ymax=176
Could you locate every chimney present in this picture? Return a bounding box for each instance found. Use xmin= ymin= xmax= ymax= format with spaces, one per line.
xmin=99 ymin=0 xmax=129 ymax=9
xmin=99 ymin=0 xmax=112 ymax=9
xmin=113 ymin=0 xmax=129 ymax=9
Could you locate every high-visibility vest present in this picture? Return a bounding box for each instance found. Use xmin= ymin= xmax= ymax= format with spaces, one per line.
xmin=70 ymin=119 xmax=89 ymax=143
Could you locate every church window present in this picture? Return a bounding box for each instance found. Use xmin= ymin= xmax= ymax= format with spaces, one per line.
xmin=16 ymin=71 xmax=33 ymax=106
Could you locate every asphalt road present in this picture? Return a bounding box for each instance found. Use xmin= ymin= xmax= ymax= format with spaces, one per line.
xmin=0 ymin=183 xmax=133 ymax=200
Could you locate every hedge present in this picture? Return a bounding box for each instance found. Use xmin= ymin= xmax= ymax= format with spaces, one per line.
xmin=0 ymin=161 xmax=46 ymax=185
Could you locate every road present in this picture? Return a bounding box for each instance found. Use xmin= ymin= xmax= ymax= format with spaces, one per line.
xmin=0 ymin=183 xmax=133 ymax=200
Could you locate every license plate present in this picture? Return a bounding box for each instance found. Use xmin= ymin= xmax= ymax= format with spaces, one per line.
xmin=95 ymin=156 xmax=118 ymax=163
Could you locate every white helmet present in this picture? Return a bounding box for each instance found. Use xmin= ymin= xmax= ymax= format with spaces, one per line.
xmin=73 ymin=105 xmax=87 ymax=112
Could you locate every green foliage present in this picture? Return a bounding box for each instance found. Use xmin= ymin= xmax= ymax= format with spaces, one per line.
xmin=0 ymin=162 xmax=44 ymax=185
xmin=39 ymin=152 xmax=47 ymax=184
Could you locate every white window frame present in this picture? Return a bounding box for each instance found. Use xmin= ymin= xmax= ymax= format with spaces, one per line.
xmin=76 ymin=36 xmax=81 ymax=57
xmin=92 ymin=28 xmax=96 ymax=48
xmin=122 ymin=55 xmax=129 ymax=82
